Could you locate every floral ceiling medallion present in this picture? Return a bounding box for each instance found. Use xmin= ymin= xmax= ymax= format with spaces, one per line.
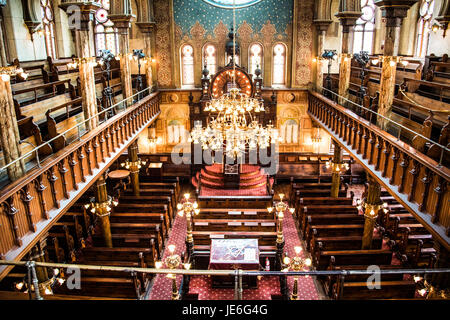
xmin=202 ymin=0 xmax=262 ymax=9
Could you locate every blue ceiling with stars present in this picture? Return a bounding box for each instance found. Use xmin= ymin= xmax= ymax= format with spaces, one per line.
xmin=174 ymin=0 xmax=294 ymax=36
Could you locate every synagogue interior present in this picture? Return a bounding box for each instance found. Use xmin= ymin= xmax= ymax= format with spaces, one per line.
xmin=0 ymin=0 xmax=449 ymax=301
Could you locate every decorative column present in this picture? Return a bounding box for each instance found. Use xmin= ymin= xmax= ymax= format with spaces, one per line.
xmin=331 ymin=141 xmax=343 ymax=198
xmin=136 ymin=22 xmax=156 ymax=92
xmin=95 ymin=173 xmax=113 ymax=248
xmin=0 ymin=68 xmax=25 ymax=181
xmin=313 ymin=0 xmax=333 ymax=90
xmin=374 ymin=1 xmax=418 ymax=126
xmin=361 ymin=175 xmax=382 ymax=249
xmin=0 ymin=2 xmax=7 ymax=66
xmin=60 ymin=2 xmax=100 ymax=131
xmin=436 ymin=0 xmax=450 ymax=37
xmin=128 ymin=141 xmax=140 ymax=196
xmin=335 ymin=1 xmax=361 ymax=105
xmin=109 ymin=3 xmax=135 ymax=102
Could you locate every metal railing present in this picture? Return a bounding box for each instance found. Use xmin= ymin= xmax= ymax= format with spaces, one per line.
xmin=314 ymin=85 xmax=450 ymax=167
xmin=1 ymin=260 xmax=449 ymax=300
xmin=0 ymin=86 xmax=154 ymax=174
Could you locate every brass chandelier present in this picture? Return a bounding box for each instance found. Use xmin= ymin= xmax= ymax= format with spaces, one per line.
xmin=190 ymin=0 xmax=278 ymax=159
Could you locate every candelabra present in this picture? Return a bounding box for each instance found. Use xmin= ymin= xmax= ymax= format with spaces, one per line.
xmin=325 ymin=159 xmax=350 ymax=174
xmin=133 ymin=49 xmax=146 ymax=101
xmin=14 ymin=267 xmax=65 ymax=296
xmin=155 ymin=244 xmax=191 ymax=300
xmin=177 ymin=193 xmax=200 ymax=247
xmin=282 ymin=246 xmax=312 ymax=300
xmin=321 ymin=50 xmax=338 ymax=99
xmin=267 ymin=193 xmax=295 ymax=244
xmin=98 ymin=50 xmax=116 ymax=115
xmin=414 ymin=274 xmax=450 ymax=299
xmin=120 ymin=158 xmax=147 ymax=170
xmin=84 ymin=195 xmax=119 ymax=216
xmin=356 ymin=199 xmax=389 ymax=220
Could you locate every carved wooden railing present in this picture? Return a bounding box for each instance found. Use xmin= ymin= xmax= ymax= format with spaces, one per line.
xmin=0 ymin=92 xmax=161 ymax=280
xmin=308 ymin=91 xmax=450 ymax=250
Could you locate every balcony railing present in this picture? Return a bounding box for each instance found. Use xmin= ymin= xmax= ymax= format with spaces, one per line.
xmin=0 ymin=90 xmax=161 ymax=280
xmin=308 ymin=90 xmax=449 ymax=250
xmin=0 ymin=259 xmax=449 ymax=300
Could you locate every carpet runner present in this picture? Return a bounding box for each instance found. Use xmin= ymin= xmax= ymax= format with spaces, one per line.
xmin=148 ymin=205 xmax=320 ymax=300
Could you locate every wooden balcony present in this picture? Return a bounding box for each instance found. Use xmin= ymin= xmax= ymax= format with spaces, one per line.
xmin=0 ymin=92 xmax=161 ymax=280
xmin=308 ymin=91 xmax=449 ymax=250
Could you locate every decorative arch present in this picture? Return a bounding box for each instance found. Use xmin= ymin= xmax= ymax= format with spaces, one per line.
xmin=272 ymin=42 xmax=287 ymax=87
xmin=94 ymin=0 xmax=119 ymax=56
xmin=40 ymin=0 xmax=57 ymax=59
xmin=202 ymin=43 xmax=217 ymax=76
xmin=248 ymin=42 xmax=263 ymax=78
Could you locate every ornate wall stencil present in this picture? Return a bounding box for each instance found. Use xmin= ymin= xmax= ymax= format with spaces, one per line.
xmin=238 ymin=21 xmax=254 ymax=45
xmin=190 ymin=22 xmax=207 ymax=43
xmin=174 ymin=0 xmax=293 ymax=37
xmin=154 ymin=0 xmax=173 ymax=87
xmin=294 ymin=0 xmax=314 ymax=87
xmin=214 ymin=21 xmax=229 ymax=44
xmin=260 ymin=20 xmax=277 ymax=46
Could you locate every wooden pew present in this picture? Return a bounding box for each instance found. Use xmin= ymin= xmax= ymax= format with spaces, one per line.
xmin=45 ymin=97 xmax=84 ymax=151
xmin=332 ymin=280 xmax=416 ymax=300
xmin=315 ymin=249 xmax=393 ymax=271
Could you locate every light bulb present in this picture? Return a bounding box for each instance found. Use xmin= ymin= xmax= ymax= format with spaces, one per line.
xmin=155 ymin=261 xmax=163 ymax=269
xmin=177 ymin=203 xmax=183 ymax=210
xmin=1 ymin=74 xmax=10 ymax=82
xmin=58 ymin=278 xmax=65 ymax=285
xmin=184 ymin=263 xmax=191 ymax=270
xmin=193 ymin=202 xmax=198 ymax=209
xmin=294 ymin=246 xmax=302 ymax=254
xmin=194 ymin=209 xmax=200 ymax=215
xmin=177 ymin=210 xmax=184 ymax=217
xmin=184 ymin=193 xmax=190 ymax=200
xmin=53 ymin=268 xmax=59 ymax=276
xmin=15 ymin=282 xmax=24 ymax=290
xmin=267 ymin=207 xmax=274 ymax=213
xmin=44 ymin=287 xmax=53 ymax=295
xmin=304 ymin=258 xmax=312 ymax=267
xmin=283 ymin=257 xmax=291 ymax=265
xmin=168 ymin=244 xmax=176 ymax=254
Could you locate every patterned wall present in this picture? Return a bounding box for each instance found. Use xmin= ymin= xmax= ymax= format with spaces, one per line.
xmin=174 ymin=0 xmax=293 ymax=37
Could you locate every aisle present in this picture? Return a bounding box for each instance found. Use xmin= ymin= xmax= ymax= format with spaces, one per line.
xmin=148 ymin=191 xmax=320 ymax=300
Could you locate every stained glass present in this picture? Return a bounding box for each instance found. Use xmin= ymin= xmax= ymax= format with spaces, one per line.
xmin=273 ymin=43 xmax=286 ymax=86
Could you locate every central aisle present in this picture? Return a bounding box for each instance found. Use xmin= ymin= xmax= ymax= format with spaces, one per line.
xmin=148 ymin=187 xmax=320 ymax=300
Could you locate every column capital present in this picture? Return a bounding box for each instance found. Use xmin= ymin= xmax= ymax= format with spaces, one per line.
xmin=109 ymin=14 xmax=136 ymax=30
xmin=136 ymin=21 xmax=157 ymax=34
xmin=59 ymin=2 xmax=101 ymax=30
xmin=313 ymin=19 xmax=333 ymax=32
xmin=374 ymin=0 xmax=419 ymax=26
xmin=335 ymin=12 xmax=362 ymax=31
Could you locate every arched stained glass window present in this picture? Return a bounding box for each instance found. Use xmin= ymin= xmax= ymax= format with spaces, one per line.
xmin=353 ymin=0 xmax=375 ymax=54
xmin=249 ymin=43 xmax=263 ymax=79
xmin=94 ymin=0 xmax=119 ymax=56
xmin=181 ymin=44 xmax=195 ymax=86
xmin=272 ymin=43 xmax=286 ymax=86
xmin=40 ymin=0 xmax=57 ymax=59
xmin=203 ymin=44 xmax=217 ymax=76
xmin=415 ymin=0 xmax=435 ymax=57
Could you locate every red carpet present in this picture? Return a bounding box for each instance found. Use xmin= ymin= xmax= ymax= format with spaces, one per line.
xmin=192 ymin=164 xmax=270 ymax=197
xmin=148 ymin=203 xmax=320 ymax=300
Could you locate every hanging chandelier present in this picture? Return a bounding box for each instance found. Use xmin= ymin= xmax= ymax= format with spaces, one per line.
xmin=190 ymin=0 xmax=278 ymax=159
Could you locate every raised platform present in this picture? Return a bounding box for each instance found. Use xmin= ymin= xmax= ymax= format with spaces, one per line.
xmin=192 ymin=164 xmax=271 ymax=197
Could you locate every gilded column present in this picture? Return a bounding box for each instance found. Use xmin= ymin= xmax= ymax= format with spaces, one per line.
xmin=0 ymin=71 xmax=25 ymax=181
xmin=95 ymin=173 xmax=113 ymax=248
xmin=109 ymin=14 xmax=135 ymax=102
xmin=128 ymin=140 xmax=140 ymax=196
xmin=137 ymin=23 xmax=156 ymax=92
xmin=374 ymin=1 xmax=418 ymax=127
xmin=314 ymin=20 xmax=332 ymax=90
xmin=361 ymin=175 xmax=382 ymax=249
xmin=331 ymin=141 xmax=343 ymax=198
xmin=335 ymin=3 xmax=361 ymax=104
xmin=60 ymin=2 xmax=100 ymax=131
